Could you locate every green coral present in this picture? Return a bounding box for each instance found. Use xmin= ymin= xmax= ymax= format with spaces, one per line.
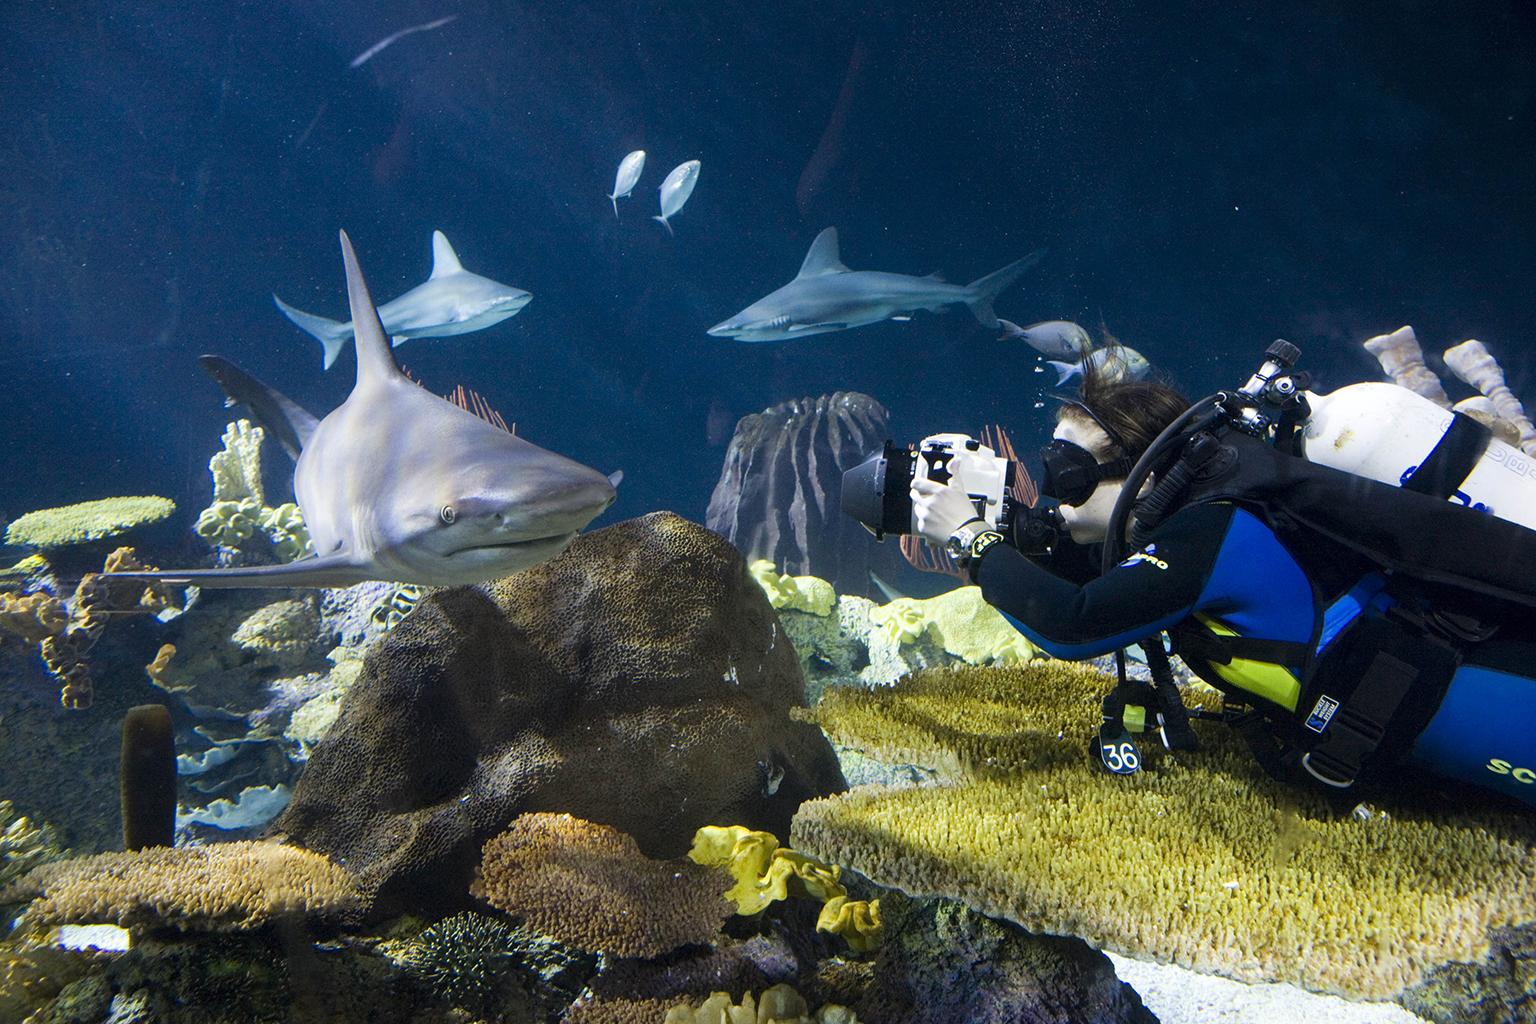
xmin=4 ymin=497 xmax=175 ymax=549
xmin=209 ymin=419 xmax=265 ymax=505
xmin=790 ymin=661 xmax=1536 ymax=1001
xmin=868 ymin=587 xmax=1036 ymax=665
xmin=749 ymin=560 xmax=836 ymax=616
xmin=194 ymin=497 xmax=263 ymax=548
xmin=257 ymin=503 xmax=312 ymax=562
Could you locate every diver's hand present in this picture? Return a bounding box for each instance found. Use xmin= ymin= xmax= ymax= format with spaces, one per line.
xmin=911 ymin=476 xmax=982 ymax=545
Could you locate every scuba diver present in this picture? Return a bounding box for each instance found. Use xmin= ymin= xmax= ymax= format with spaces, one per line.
xmin=908 ymin=344 xmax=1536 ymax=809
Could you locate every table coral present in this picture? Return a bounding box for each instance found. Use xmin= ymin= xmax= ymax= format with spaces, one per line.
xmin=473 ymin=813 xmax=733 ymax=959
xmin=4 ymin=496 xmax=175 ymax=550
xmin=789 ymin=661 xmax=1536 ymax=1001
xmin=0 ymin=840 xmax=361 ymax=933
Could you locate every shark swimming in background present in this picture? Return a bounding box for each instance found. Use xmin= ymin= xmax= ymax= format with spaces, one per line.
xmin=707 ymin=228 xmax=1044 ymax=342
xmin=274 ymin=230 xmax=532 ymax=370
xmin=109 ymin=230 xmax=618 ymax=589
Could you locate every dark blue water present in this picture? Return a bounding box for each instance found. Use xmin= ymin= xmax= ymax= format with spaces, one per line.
xmin=2 ymin=1 xmax=1533 ymax=540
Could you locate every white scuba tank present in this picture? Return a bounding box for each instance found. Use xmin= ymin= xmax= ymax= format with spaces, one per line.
xmin=1300 ymin=381 xmax=1536 ymax=531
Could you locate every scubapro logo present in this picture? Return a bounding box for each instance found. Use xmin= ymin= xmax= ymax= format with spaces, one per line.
xmin=1486 ymin=758 xmax=1536 ymax=784
xmin=1122 ymin=547 xmax=1169 ymax=571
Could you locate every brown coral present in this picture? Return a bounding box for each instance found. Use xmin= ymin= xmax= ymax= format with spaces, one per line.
xmin=472 ymin=813 xmax=731 ymax=959
xmin=277 ymin=512 xmax=844 ymax=920
xmin=3 ymin=546 xmax=177 ymax=709
xmin=0 ymin=840 xmax=362 ymax=933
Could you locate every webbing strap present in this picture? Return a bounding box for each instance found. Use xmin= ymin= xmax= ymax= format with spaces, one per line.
xmin=1402 ymin=412 xmax=1491 ymax=499
xmin=1300 ymin=650 xmax=1418 ymax=788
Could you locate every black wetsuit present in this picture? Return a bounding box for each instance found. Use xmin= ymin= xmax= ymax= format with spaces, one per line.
xmin=970 ymin=502 xmax=1536 ymax=809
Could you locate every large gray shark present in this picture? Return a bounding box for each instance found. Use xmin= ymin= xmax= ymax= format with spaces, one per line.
xmin=109 ymin=230 xmax=617 ymax=589
xmin=274 ymin=230 xmax=532 ymax=370
xmin=707 ymin=228 xmax=1044 ymax=342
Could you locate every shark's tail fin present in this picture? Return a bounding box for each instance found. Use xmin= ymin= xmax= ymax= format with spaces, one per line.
xmin=273 ymin=294 xmax=352 ymax=371
xmin=653 ymin=214 xmax=673 ymax=237
xmin=964 ymin=249 xmax=1046 ymax=329
xmin=610 ymin=194 xmax=620 ymax=219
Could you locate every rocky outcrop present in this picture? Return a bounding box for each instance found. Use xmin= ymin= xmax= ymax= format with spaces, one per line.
xmin=706 ymin=392 xmax=911 ymax=598
xmin=275 ymin=512 xmax=846 ymax=919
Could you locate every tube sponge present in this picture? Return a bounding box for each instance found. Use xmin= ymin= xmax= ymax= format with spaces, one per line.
xmin=1362 ymin=326 xmax=1451 ymax=408
xmin=1442 ymin=339 xmax=1536 ymax=456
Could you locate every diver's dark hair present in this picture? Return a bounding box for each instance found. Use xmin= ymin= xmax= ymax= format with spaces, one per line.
xmin=1056 ymin=347 xmax=1189 ymax=464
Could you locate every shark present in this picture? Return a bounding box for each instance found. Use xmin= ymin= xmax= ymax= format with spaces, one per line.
xmin=707 ymin=228 xmax=1044 ymax=342
xmin=108 ymin=230 xmax=618 ymax=589
xmin=274 ymin=230 xmax=532 ymax=370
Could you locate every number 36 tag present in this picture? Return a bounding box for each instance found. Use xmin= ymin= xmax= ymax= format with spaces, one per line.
xmin=1097 ymin=727 xmax=1142 ymax=775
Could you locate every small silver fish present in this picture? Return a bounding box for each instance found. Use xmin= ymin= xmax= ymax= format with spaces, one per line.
xmin=1047 ymin=345 xmax=1151 ymax=385
xmin=998 ymin=318 xmax=1091 ymax=359
xmin=608 ymin=149 xmax=646 ymax=218
xmin=654 ymin=159 xmax=701 ymax=236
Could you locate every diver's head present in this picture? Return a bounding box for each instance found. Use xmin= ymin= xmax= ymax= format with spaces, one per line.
xmin=1044 ymin=365 xmax=1190 ymax=544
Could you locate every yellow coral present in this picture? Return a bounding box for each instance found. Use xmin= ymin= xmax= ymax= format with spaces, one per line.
xmin=867 ymin=587 xmax=1036 ymax=665
xmin=195 ymin=497 xmax=263 ymax=548
xmin=867 ymin=599 xmax=928 ymax=646
xmin=749 ymin=560 xmax=836 ymax=617
xmin=144 ymin=644 xmax=176 ymax=685
xmin=687 ymin=825 xmax=881 ymax=951
xmin=258 ymin=502 xmax=312 ymax=561
xmin=790 ymin=660 xmax=1536 ymax=1000
xmin=4 ymin=496 xmax=175 ymax=549
xmin=663 ymin=983 xmax=858 ymax=1024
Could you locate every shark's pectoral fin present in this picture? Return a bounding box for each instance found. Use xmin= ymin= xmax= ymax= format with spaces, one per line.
xmin=890 ymin=315 xmax=913 ymax=322
xmin=104 ymin=551 xmax=369 ymax=590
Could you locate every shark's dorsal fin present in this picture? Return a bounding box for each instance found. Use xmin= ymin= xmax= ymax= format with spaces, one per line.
xmin=430 ymin=230 xmax=465 ymax=278
xmin=796 ymin=227 xmax=849 ymax=279
xmin=339 ymin=229 xmax=403 ymax=388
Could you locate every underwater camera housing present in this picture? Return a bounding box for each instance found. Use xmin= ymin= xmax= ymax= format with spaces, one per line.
xmin=841 ymin=433 xmax=1015 ymax=540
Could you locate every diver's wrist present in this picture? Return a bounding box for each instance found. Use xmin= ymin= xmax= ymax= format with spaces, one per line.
xmin=946 ymin=518 xmax=1001 ymax=566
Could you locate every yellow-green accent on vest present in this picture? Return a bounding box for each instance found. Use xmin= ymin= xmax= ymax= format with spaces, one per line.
xmin=1191 ymin=613 xmax=1301 ymax=712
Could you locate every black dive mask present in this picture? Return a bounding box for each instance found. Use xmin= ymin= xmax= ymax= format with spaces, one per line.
xmin=1040 ymin=440 xmax=1134 ymax=507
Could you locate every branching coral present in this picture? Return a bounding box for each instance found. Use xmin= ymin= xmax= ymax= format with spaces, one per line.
xmin=789 ymin=661 xmax=1536 ymax=1001
xmin=4 ymin=496 xmax=175 ymax=550
xmin=472 ymin=813 xmax=733 ymax=958
xmin=0 ymin=840 xmax=362 ymax=933
xmin=687 ymin=825 xmax=882 ymax=952
xmin=0 ymin=800 xmax=64 ymax=894
xmin=750 ymin=560 xmax=837 ymax=617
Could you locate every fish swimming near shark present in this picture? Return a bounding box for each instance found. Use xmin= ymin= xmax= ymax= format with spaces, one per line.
xmin=708 ymin=227 xmax=1044 ymax=342
xmin=999 ymin=318 xmax=1090 ymax=359
xmin=108 ymin=230 xmax=618 ymax=589
xmin=654 ymin=159 xmax=700 ymax=235
xmin=608 ymin=149 xmax=646 ymax=218
xmin=274 ymin=230 xmax=532 ymax=370
xmin=1046 ymin=344 xmax=1151 ymax=385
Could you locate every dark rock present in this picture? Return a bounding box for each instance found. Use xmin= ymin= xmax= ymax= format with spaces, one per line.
xmin=276 ymin=512 xmax=846 ymax=920
xmin=856 ymin=891 xmax=1158 ymax=1024
xmin=1400 ymin=923 xmax=1536 ymax=1024
xmin=705 ymin=392 xmax=913 ymax=599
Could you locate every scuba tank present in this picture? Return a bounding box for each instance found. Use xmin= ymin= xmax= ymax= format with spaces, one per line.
xmin=1093 ymin=341 xmax=1536 ymax=786
xmin=1301 ymin=382 xmax=1536 ymax=531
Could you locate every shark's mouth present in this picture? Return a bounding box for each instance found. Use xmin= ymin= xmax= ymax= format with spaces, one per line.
xmin=448 ymin=531 xmax=576 ymax=558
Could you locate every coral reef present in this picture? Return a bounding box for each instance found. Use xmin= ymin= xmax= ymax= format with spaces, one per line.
xmin=0 ymin=840 xmax=362 ymax=933
xmin=472 ymin=813 xmax=732 ymax=958
xmin=789 ymin=661 xmax=1536 ymax=1003
xmin=751 ymin=560 xmax=837 ymax=617
xmin=275 ymin=512 xmax=845 ymax=920
xmin=192 ymin=420 xmax=313 ymax=562
xmin=688 ymin=825 xmax=882 ymax=952
xmin=663 ymin=983 xmax=857 ymax=1024
xmin=229 ymin=597 xmax=325 ymax=668
xmin=706 ymin=392 xmax=914 ymax=598
xmin=4 ymin=496 xmax=175 ymax=550
xmin=0 ymin=799 xmax=64 ymax=893
xmin=383 ymin=911 xmax=594 ymax=1021
xmin=0 ymin=546 xmax=177 ymax=709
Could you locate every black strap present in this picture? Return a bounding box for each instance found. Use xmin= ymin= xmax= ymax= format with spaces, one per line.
xmin=1300 ymin=650 xmax=1419 ymax=788
xmin=1173 ymin=627 xmax=1312 ymax=669
xmin=1402 ymin=412 xmax=1491 ymax=499
xmin=1144 ymin=638 xmax=1199 ymax=751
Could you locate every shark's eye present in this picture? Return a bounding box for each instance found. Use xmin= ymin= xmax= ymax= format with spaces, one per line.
xmin=440 ymin=505 xmax=457 ymax=525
